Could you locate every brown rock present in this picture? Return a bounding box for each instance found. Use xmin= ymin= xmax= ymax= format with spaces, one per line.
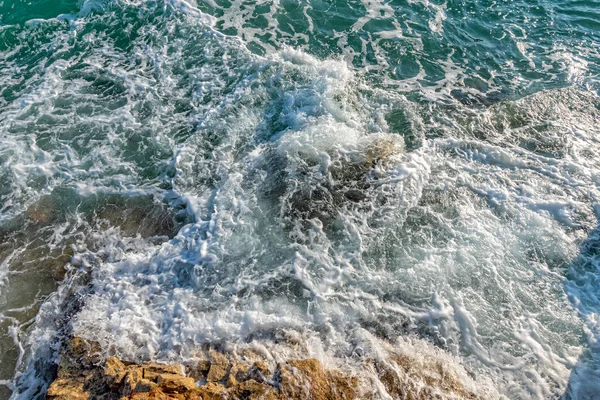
xmin=46 ymin=338 xmax=104 ymax=400
xmin=145 ymin=362 xmax=184 ymax=376
xmin=196 ymin=360 xmax=212 ymax=380
xmin=192 ymin=382 xmax=228 ymax=400
xmin=228 ymin=361 xmax=251 ymax=383
xmin=61 ymin=337 xmax=102 ymax=372
xmin=46 ymin=378 xmax=88 ymax=400
xmin=128 ymin=386 xmax=177 ymax=400
xmin=243 ymin=361 xmax=272 ymax=384
xmin=104 ymin=357 xmax=127 ymax=389
xmin=206 ymin=351 xmax=229 ymax=383
xmin=121 ymin=367 xmax=144 ymax=396
xmin=157 ymin=373 xmax=196 ymax=393
xmin=252 ymin=361 xmax=271 ymax=376
xmin=134 ymin=378 xmax=158 ymax=393
xmin=225 ymin=372 xmax=237 ymax=388
xmin=375 ymin=354 xmax=479 ymax=400
xmin=231 ymin=379 xmax=278 ymax=400
xmin=144 ymin=362 xmax=184 ymax=382
xmin=278 ymin=359 xmax=357 ymax=400
xmin=45 ymin=338 xmax=361 ymax=400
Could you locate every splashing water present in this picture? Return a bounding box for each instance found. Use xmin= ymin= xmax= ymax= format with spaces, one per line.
xmin=0 ymin=0 xmax=599 ymax=398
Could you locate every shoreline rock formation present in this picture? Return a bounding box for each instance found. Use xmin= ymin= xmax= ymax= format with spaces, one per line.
xmin=45 ymin=335 xmax=491 ymax=400
xmin=46 ymin=337 xmax=358 ymax=400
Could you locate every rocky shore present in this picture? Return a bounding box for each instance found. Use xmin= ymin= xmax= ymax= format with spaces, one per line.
xmin=45 ymin=336 xmax=485 ymax=400
xmin=46 ymin=337 xmax=358 ymax=400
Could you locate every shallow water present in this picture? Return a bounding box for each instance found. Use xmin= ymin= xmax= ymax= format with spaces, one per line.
xmin=0 ymin=0 xmax=599 ymax=398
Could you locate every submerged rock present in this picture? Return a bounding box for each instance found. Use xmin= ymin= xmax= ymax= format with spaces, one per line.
xmin=258 ymin=133 xmax=407 ymax=227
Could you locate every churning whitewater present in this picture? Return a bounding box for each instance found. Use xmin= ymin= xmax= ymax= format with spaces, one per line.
xmin=0 ymin=0 xmax=599 ymax=398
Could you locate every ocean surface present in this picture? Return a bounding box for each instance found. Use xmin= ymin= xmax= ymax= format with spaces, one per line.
xmin=0 ymin=0 xmax=599 ymax=398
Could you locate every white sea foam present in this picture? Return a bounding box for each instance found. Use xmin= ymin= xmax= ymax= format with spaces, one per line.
xmin=3 ymin=0 xmax=600 ymax=399
xmin=68 ymin=59 xmax=599 ymax=400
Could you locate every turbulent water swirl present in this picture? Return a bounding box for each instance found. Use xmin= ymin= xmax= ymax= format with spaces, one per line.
xmin=0 ymin=0 xmax=599 ymax=398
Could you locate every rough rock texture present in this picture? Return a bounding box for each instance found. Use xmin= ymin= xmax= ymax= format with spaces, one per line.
xmin=46 ymin=337 xmax=487 ymax=400
xmin=46 ymin=338 xmax=358 ymax=400
xmin=373 ymin=354 xmax=480 ymax=400
xmin=278 ymin=359 xmax=358 ymax=400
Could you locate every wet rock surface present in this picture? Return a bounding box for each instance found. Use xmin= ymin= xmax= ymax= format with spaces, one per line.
xmin=45 ymin=338 xmax=359 ymax=400
xmin=44 ymin=337 xmax=489 ymax=400
xmin=0 ymin=191 xmax=189 ymax=393
xmin=373 ymin=354 xmax=479 ymax=400
xmin=258 ymin=133 xmax=407 ymax=227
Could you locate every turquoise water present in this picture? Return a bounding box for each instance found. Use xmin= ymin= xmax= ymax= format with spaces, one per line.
xmin=0 ymin=0 xmax=599 ymax=398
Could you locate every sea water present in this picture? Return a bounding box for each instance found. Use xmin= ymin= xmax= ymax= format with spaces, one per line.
xmin=0 ymin=0 xmax=599 ymax=398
